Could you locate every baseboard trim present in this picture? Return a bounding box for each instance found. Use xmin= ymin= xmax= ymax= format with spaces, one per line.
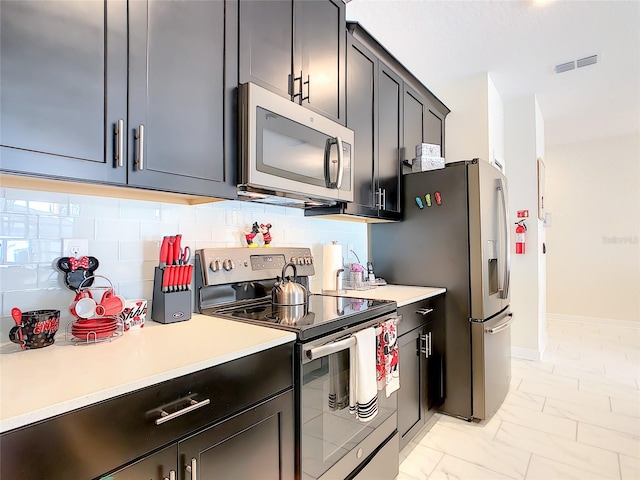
xmin=511 ymin=346 xmax=543 ymax=361
xmin=547 ymin=313 xmax=640 ymax=329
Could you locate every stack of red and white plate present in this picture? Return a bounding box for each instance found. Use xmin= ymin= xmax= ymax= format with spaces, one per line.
xmin=71 ymin=317 xmax=119 ymax=341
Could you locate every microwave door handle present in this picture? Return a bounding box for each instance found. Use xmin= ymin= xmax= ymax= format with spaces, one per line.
xmin=335 ymin=136 xmax=344 ymax=189
xmin=324 ymin=138 xmax=334 ymax=188
xmin=324 ymin=136 xmax=343 ymax=189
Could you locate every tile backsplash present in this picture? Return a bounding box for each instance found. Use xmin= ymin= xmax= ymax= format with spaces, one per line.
xmin=0 ymin=188 xmax=367 ymax=334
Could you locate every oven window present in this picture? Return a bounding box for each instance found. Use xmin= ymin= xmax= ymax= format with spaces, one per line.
xmin=301 ymin=349 xmax=396 ymax=480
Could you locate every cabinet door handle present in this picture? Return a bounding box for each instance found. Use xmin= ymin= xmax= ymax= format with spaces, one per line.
xmin=375 ymin=188 xmax=382 ymax=209
xmin=154 ymin=397 xmax=211 ymax=425
xmin=114 ymin=119 xmax=124 ymax=167
xmin=292 ymin=70 xmax=304 ymax=103
xmin=185 ymin=458 xmax=197 ymax=479
xmin=419 ymin=332 xmax=432 ymax=358
xmin=302 ymin=74 xmax=310 ymax=103
xmin=135 ymin=124 xmax=145 ymax=170
xmin=416 ymin=308 xmax=433 ymax=316
xmin=381 ymin=188 xmax=387 ymax=210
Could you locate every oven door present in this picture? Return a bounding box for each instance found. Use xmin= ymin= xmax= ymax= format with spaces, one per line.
xmin=298 ymin=318 xmax=398 ymax=480
xmin=239 ymin=82 xmax=354 ymax=203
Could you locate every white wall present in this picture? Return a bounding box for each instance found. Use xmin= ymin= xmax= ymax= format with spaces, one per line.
xmin=434 ymin=73 xmax=490 ymax=163
xmin=545 ymin=133 xmax=640 ymax=323
xmin=505 ymin=96 xmax=547 ymax=360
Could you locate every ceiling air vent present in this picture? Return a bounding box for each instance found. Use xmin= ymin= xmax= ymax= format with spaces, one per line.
xmin=554 ymin=61 xmax=575 ymax=74
xmin=577 ymin=54 xmax=598 ymax=68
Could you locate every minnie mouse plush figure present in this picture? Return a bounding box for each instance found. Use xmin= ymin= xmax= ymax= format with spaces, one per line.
xmin=57 ymin=256 xmax=100 ymax=290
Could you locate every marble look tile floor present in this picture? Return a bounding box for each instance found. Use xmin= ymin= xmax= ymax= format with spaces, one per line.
xmin=396 ymin=318 xmax=640 ymax=479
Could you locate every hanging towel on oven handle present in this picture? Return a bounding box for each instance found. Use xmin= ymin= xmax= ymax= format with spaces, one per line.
xmin=377 ymin=316 xmax=400 ymax=397
xmin=349 ymin=327 xmax=378 ymax=422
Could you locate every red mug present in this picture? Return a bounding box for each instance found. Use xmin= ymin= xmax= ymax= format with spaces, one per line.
xmin=69 ymin=291 xmax=97 ymax=319
xmin=95 ymin=290 xmax=125 ymax=317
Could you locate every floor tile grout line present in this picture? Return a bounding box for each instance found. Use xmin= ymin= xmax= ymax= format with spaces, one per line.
xmin=522 ymin=452 xmax=533 ymax=480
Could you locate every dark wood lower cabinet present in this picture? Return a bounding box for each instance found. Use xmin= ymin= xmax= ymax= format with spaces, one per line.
xmin=397 ymin=296 xmax=445 ymax=450
xmin=0 ymin=343 xmax=294 ymax=480
xmin=103 ymin=391 xmax=294 ymax=480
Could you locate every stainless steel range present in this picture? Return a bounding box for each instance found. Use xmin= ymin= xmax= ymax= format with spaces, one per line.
xmin=195 ymin=247 xmax=400 ymax=480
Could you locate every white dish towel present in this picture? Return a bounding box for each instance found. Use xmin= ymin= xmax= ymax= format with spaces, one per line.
xmin=349 ymin=327 xmax=379 ymax=422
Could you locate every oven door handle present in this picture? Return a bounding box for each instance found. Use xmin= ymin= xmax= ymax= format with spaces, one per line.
xmin=304 ymin=324 xmax=387 ymax=361
xmin=305 ymin=336 xmax=355 ymax=361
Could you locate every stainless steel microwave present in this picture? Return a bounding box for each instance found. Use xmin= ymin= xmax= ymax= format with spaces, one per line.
xmin=238 ymin=82 xmax=354 ymax=207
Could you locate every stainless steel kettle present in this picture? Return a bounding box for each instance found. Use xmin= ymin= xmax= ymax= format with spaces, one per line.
xmin=272 ymin=262 xmax=308 ymax=306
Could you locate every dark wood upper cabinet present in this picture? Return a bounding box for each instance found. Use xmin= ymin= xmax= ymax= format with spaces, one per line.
xmin=345 ymin=37 xmax=377 ymax=212
xmin=127 ymin=0 xmax=237 ymax=198
xmin=1 ymin=0 xmax=238 ymax=199
xmin=0 ymin=0 xmax=127 ymax=184
xmin=377 ymin=64 xmax=402 ymax=216
xmin=239 ymin=0 xmax=346 ymax=125
xmin=306 ymin=22 xmax=449 ymax=221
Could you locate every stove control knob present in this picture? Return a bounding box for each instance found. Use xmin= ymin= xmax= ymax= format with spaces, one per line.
xmin=210 ymin=259 xmax=221 ymax=272
xmin=290 ymin=256 xmax=297 ymax=264
xmin=222 ymin=259 xmax=235 ymax=271
xmin=298 ymin=256 xmax=304 ymax=265
xmin=305 ymin=256 xmax=312 ymax=265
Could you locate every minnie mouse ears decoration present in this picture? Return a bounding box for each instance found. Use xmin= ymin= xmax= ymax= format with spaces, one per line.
xmin=57 ymin=256 xmax=100 ymax=290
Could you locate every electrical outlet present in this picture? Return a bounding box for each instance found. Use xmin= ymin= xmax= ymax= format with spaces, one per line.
xmin=62 ymin=238 xmax=89 ymax=258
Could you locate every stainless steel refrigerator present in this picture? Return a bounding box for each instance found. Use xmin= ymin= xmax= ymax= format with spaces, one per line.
xmin=369 ymin=159 xmax=513 ymax=420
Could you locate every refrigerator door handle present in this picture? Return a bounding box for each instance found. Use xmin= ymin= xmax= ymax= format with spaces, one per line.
xmin=485 ymin=313 xmax=514 ymax=334
xmin=497 ymin=178 xmax=511 ymax=299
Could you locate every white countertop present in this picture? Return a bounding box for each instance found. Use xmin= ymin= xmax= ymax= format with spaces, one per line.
xmin=0 ymin=315 xmax=296 ymax=433
xmin=316 ymin=284 xmax=445 ymax=307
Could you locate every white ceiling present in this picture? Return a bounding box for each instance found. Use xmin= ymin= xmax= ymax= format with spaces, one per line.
xmin=346 ymin=0 xmax=640 ymax=147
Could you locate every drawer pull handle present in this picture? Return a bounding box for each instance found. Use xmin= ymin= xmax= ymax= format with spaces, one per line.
xmin=416 ymin=308 xmax=433 ymax=316
xmin=154 ymin=398 xmax=210 ymax=425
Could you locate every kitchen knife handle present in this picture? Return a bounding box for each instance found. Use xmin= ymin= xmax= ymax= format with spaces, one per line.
xmin=174 ymin=234 xmax=182 ymax=264
xmin=135 ymin=124 xmax=145 ymax=171
xmin=114 ymin=119 xmax=124 ymax=167
xmin=163 ymin=471 xmax=176 ymax=480
xmin=159 ymin=237 xmax=169 ymax=267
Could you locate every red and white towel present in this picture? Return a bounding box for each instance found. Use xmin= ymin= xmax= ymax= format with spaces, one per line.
xmin=376 ymin=317 xmax=400 ymax=397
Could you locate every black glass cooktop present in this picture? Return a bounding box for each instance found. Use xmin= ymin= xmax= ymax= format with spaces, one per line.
xmin=206 ymin=294 xmax=396 ymax=341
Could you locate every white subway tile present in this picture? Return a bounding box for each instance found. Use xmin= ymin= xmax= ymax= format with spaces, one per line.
xmin=96 ymin=218 xmax=140 ymax=241
xmin=0 ymin=265 xmax=38 ymax=291
xmin=38 ymin=216 xmax=74 ymax=239
xmin=139 ymin=221 xmax=179 ymax=241
xmin=69 ymin=194 xmax=119 ymax=218
xmin=0 ymin=214 xmax=38 ymax=238
xmin=178 ymin=222 xmax=213 ymax=244
xmin=195 ymin=206 xmax=225 ymax=226
xmin=34 ymin=240 xmax=63 ymax=263
xmin=37 ymin=264 xmax=62 ymax=289
xmin=119 ymin=240 xmax=160 ymax=262
xmin=120 ymin=199 xmax=162 ymax=221
xmin=88 ymin=240 xmax=119 ymax=261
xmin=161 ymin=204 xmax=196 ymax=224
xmin=3 ymin=287 xmax=73 ymax=318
